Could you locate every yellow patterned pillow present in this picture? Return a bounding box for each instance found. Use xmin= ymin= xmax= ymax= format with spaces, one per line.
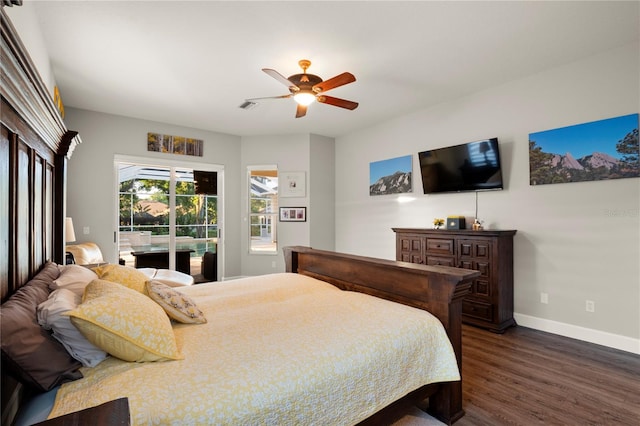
xmin=67 ymin=279 xmax=183 ymax=362
xmin=146 ymin=280 xmax=207 ymax=324
xmin=91 ymin=264 xmax=148 ymax=294
xmin=81 ymin=278 xmax=116 ymax=301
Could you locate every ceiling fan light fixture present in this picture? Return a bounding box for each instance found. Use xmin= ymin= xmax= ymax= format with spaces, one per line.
xmin=293 ymin=91 xmax=316 ymax=106
xmin=258 ymin=60 xmax=357 ymax=117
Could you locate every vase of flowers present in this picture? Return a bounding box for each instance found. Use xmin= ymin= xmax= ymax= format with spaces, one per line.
xmin=433 ymin=218 xmax=444 ymax=230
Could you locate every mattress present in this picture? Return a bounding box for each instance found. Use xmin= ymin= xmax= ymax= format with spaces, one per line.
xmin=48 ymin=273 xmax=460 ymax=425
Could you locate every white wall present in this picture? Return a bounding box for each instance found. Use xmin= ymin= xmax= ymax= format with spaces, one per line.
xmin=63 ymin=108 xmax=243 ymax=278
xmin=240 ymin=134 xmax=312 ymax=276
xmin=309 ymin=134 xmax=335 ymax=251
xmin=63 ymin=119 xmax=335 ymax=278
xmin=335 ymin=42 xmax=640 ymax=353
xmin=5 ymin=3 xmax=56 ymax=97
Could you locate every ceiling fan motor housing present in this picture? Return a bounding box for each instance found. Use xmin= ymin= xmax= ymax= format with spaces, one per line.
xmin=287 ymin=73 xmax=323 ymax=94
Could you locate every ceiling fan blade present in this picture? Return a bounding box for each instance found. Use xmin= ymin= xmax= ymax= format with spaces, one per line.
xmin=295 ymin=104 xmax=308 ymax=118
xmin=317 ymin=95 xmax=359 ymax=110
xmin=262 ymin=68 xmax=299 ymax=91
xmin=245 ymin=94 xmax=292 ymax=101
xmin=313 ymin=72 xmax=356 ymax=93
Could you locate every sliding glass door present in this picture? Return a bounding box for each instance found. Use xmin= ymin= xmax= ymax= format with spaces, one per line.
xmin=116 ymin=157 xmax=222 ymax=280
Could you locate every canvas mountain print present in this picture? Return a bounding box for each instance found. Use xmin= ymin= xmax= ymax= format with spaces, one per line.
xmin=370 ymin=155 xmax=412 ymax=195
xmin=529 ymin=114 xmax=639 ymax=185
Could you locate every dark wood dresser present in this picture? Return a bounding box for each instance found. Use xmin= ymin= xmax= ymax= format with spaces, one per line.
xmin=393 ymin=228 xmax=517 ymax=333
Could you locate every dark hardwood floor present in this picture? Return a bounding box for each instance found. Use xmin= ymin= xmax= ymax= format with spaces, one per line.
xmin=453 ymin=324 xmax=640 ymax=425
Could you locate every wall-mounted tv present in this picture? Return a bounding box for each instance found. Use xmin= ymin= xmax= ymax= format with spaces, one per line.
xmin=418 ymin=138 xmax=504 ymax=194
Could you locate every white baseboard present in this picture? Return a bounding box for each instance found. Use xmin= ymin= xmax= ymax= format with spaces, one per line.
xmin=514 ymin=313 xmax=640 ymax=355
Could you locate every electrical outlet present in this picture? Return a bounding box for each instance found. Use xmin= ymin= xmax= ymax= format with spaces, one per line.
xmin=271 ymin=261 xmax=276 ymax=268
xmin=586 ymin=300 xmax=595 ymax=313
xmin=83 ymin=226 xmax=90 ymax=235
xmin=540 ymin=292 xmax=549 ymax=304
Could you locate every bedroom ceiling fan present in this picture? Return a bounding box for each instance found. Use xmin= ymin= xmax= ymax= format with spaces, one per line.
xmin=245 ymin=59 xmax=358 ymax=118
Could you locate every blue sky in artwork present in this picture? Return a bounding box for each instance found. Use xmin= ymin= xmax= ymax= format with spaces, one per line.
xmin=370 ymin=155 xmax=412 ymax=185
xmin=529 ymin=113 xmax=639 ymax=159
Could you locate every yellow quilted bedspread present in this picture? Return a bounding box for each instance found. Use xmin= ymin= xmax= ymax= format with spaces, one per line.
xmin=49 ymin=273 xmax=460 ymax=425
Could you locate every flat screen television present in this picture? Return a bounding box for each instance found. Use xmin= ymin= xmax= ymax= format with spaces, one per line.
xmin=418 ymin=138 xmax=504 ymax=194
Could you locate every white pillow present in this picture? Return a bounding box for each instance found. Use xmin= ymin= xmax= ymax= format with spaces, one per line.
xmin=137 ymin=268 xmax=157 ymax=279
xmin=37 ymin=289 xmax=108 ymax=367
xmin=52 ymin=264 xmax=99 ymax=296
xmin=121 ymin=267 xmax=194 ymax=287
xmin=153 ymin=269 xmax=194 ymax=287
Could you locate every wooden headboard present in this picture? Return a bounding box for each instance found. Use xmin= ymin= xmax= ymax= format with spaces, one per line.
xmin=1 ymin=7 xmax=81 ymax=423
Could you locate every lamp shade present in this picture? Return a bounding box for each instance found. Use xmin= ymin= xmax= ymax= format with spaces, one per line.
xmin=293 ymin=91 xmax=316 ymax=106
xmin=65 ymin=217 xmax=76 ymax=243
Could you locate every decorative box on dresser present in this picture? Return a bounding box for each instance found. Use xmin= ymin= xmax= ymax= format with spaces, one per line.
xmin=392 ymin=228 xmax=517 ymax=333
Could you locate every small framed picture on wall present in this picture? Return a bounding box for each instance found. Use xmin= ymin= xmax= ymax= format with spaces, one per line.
xmin=279 ymin=207 xmax=306 ymax=222
xmin=280 ymin=171 xmax=306 ymax=197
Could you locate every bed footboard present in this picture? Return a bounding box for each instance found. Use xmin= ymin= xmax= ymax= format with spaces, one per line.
xmin=283 ymin=246 xmax=478 ymax=424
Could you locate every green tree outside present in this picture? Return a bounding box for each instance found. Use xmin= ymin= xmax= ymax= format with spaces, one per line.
xmin=119 ymin=178 xmax=217 ymax=238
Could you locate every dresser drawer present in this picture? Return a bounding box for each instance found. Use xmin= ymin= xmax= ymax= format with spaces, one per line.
xmin=426 ymin=256 xmax=455 ymax=267
xmin=463 ymin=300 xmax=493 ymax=321
xmin=401 ymin=253 xmax=424 ymax=264
xmin=458 ymin=239 xmax=491 ymax=260
xmin=426 ymin=238 xmax=455 ymax=255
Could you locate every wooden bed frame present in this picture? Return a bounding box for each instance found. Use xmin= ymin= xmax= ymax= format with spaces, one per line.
xmin=1 ymin=6 xmax=478 ymax=425
xmin=284 ymin=246 xmax=478 ymax=424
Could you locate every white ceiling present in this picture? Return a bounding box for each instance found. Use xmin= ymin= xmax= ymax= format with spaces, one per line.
xmin=32 ymin=1 xmax=639 ymax=138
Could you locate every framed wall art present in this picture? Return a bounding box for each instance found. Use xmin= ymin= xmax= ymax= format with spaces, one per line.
xmin=147 ymin=132 xmax=204 ymax=157
xmin=280 ymin=171 xmax=306 ymax=197
xmin=529 ymin=113 xmax=639 ymax=186
xmin=279 ymin=207 xmax=306 ymax=222
xmin=53 ymin=86 xmax=65 ymax=118
xmin=369 ymin=155 xmax=412 ymax=195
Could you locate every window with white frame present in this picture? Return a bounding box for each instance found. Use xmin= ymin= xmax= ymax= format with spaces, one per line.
xmin=248 ymin=166 xmax=278 ymax=253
